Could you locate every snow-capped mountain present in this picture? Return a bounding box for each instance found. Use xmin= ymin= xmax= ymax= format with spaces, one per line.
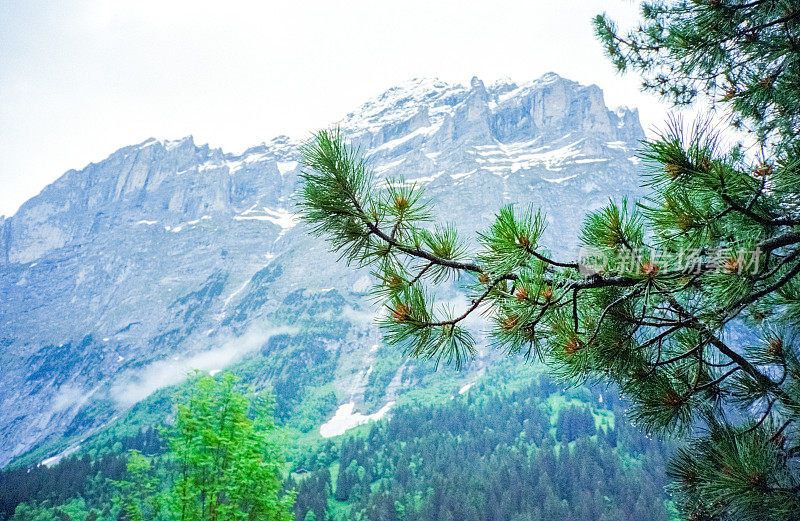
xmin=0 ymin=73 xmax=645 ymax=466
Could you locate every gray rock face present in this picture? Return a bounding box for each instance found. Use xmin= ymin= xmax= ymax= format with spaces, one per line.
xmin=0 ymin=73 xmax=645 ymax=466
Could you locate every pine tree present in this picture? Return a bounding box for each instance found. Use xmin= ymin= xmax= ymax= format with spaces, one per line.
xmin=298 ymin=2 xmax=800 ymax=519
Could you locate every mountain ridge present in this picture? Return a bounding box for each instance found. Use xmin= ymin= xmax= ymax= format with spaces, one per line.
xmin=0 ymin=73 xmax=646 ymax=466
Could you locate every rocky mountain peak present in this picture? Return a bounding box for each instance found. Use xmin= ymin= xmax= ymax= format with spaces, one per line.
xmin=0 ymin=74 xmax=649 ymax=466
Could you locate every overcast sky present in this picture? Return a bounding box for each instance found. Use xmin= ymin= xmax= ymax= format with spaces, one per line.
xmin=0 ymin=0 xmax=671 ymax=217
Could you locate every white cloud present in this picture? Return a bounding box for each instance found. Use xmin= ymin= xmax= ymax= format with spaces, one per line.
xmin=341 ymin=304 xmax=378 ymax=325
xmin=109 ymin=324 xmax=296 ymax=406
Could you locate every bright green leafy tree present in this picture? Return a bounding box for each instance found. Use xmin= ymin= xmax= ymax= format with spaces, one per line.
xmin=167 ymin=373 xmax=295 ymax=521
xmin=298 ymin=1 xmax=800 ymax=519
xmin=114 ymin=450 xmax=161 ymax=520
xmin=118 ymin=373 xmax=295 ymax=521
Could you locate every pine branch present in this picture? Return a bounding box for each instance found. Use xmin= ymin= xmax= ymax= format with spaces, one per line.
xmin=693 ymin=367 xmax=740 ymax=393
xmin=731 ymin=258 xmax=800 ymax=309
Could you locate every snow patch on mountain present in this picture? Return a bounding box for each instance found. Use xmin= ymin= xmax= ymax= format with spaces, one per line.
xmin=234 ymin=207 xmax=299 ymax=228
xmin=319 ymin=401 xmax=395 ymax=438
xmin=277 ymin=161 xmax=298 ymax=175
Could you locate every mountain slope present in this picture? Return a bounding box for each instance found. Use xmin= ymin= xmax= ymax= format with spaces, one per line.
xmin=0 ymin=73 xmax=645 ymax=466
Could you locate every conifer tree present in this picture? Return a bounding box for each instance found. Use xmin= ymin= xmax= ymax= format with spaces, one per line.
xmin=298 ymin=1 xmax=800 ymax=519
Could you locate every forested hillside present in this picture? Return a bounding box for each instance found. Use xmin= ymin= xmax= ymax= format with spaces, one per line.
xmin=0 ymin=369 xmax=673 ymax=520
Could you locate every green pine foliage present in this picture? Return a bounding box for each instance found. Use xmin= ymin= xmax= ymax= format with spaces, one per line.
xmin=299 ymin=2 xmax=800 ymax=519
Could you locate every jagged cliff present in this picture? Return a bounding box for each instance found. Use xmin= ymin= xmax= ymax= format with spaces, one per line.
xmin=0 ymin=73 xmax=645 ymax=466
